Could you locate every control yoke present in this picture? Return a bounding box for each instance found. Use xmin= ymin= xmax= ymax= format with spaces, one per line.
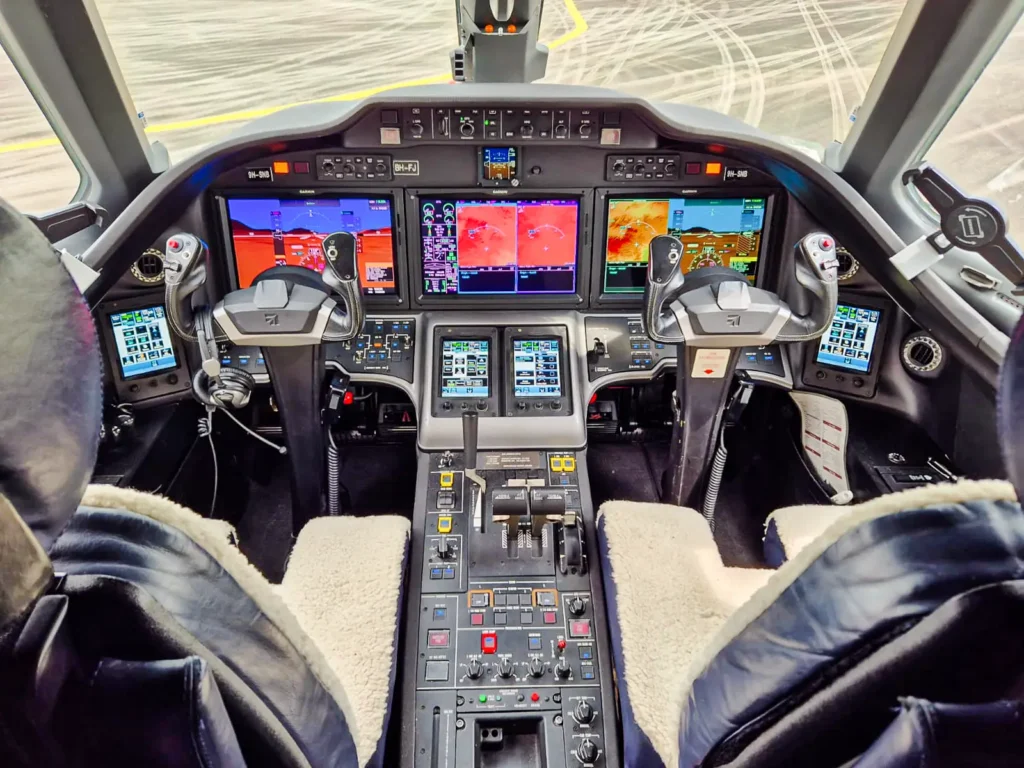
xmin=163 ymin=230 xmax=366 ymax=534
xmin=644 ymin=232 xmax=839 ymax=348
xmin=643 ymin=232 xmax=839 ymax=507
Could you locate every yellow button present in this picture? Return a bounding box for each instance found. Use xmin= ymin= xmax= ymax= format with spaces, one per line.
xmin=563 ymin=456 xmax=576 ymax=472
xmin=438 ymin=516 xmax=452 ymax=534
xmin=440 ymin=472 xmax=454 ymax=488
xmin=549 ymin=456 xmax=564 ymax=472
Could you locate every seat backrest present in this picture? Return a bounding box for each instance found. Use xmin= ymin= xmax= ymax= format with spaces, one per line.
xmin=678 ymin=491 xmax=1024 ymax=768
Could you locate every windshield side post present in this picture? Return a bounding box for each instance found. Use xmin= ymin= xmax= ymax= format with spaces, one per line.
xmin=0 ymin=0 xmax=163 ymax=217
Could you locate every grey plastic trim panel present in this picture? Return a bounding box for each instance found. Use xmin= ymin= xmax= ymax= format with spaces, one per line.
xmin=418 ymin=311 xmax=588 ymax=451
xmin=914 ymin=270 xmax=1009 ymax=361
xmin=212 ymin=300 xmax=336 ymax=346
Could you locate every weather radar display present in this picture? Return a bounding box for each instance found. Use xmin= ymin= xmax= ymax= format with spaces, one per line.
xmin=603 ymin=197 xmax=767 ymax=293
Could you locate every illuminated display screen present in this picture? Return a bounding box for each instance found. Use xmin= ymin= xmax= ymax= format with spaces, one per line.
xmin=513 ymin=339 xmax=562 ymax=398
xmin=815 ymin=304 xmax=882 ymax=374
xmin=420 ymin=198 xmax=579 ymax=295
xmin=603 ymin=197 xmax=767 ymax=293
xmin=226 ymin=197 xmax=396 ymax=295
xmin=482 ymin=147 xmax=518 ymax=181
xmin=109 ymin=306 xmax=177 ymax=379
xmin=440 ymin=339 xmax=490 ymax=398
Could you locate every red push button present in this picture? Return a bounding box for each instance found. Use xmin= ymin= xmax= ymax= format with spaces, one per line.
xmin=531 ymin=692 xmax=540 ymax=702
xmin=427 ymin=630 xmax=450 ymax=648
xmin=543 ymin=611 xmax=557 ymax=624
xmin=481 ymin=631 xmax=498 ymax=654
xmin=471 ymin=613 xmax=484 ymax=626
xmin=820 ymin=237 xmax=833 ymax=250
xmin=569 ymin=619 xmax=592 ymax=638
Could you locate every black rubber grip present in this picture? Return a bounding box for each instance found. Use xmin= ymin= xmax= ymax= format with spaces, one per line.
xmin=462 ymin=411 xmax=478 ymax=470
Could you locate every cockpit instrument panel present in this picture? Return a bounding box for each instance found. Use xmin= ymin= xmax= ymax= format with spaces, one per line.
xmin=440 ymin=338 xmax=491 ymax=398
xmin=602 ymin=196 xmax=768 ymax=293
xmin=480 ymin=147 xmax=518 ymax=185
xmin=512 ymin=338 xmax=563 ymax=398
xmin=224 ymin=196 xmax=397 ymax=295
xmin=816 ymin=303 xmax=883 ymax=374
xmin=419 ymin=198 xmax=579 ymax=295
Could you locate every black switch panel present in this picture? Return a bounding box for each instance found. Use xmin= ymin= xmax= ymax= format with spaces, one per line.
xmin=606 ymin=153 xmax=681 ymax=181
xmin=585 ymin=315 xmax=673 ymax=380
xmin=217 ymin=343 xmax=266 ymax=376
xmin=326 ymin=317 xmax=415 ymax=382
xmin=316 ymin=153 xmax=393 ymax=181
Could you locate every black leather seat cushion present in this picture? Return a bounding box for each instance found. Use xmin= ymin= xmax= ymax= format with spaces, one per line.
xmin=50 ymin=506 xmax=359 ymax=768
xmin=680 ymin=498 xmax=1024 ymax=767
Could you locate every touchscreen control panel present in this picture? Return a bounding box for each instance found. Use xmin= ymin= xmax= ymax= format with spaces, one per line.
xmin=100 ymin=300 xmax=191 ymax=404
xmin=803 ymin=296 xmax=889 ymax=398
xmin=432 ymin=327 xmax=501 ymax=418
xmin=504 ymin=326 xmax=573 ymax=416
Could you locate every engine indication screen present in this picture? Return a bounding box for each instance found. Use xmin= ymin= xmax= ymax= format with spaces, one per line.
xmin=603 ymin=197 xmax=767 ymax=293
xmin=420 ymin=198 xmax=579 ymax=295
xmin=109 ymin=305 xmax=178 ymax=379
xmin=226 ymin=197 xmax=396 ymax=295
xmin=440 ymin=339 xmax=491 ymax=398
xmin=815 ymin=303 xmax=882 ymax=374
xmin=512 ymin=339 xmax=562 ymax=398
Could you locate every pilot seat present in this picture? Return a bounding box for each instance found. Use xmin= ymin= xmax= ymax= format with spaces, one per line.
xmin=0 ymin=198 xmax=409 ymax=768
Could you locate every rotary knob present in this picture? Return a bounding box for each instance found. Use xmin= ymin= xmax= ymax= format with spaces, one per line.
xmin=573 ymin=700 xmax=595 ymax=724
xmin=578 ymin=123 xmax=592 ymax=138
xmin=410 ymin=123 xmax=424 ymax=137
xmin=528 ymin=657 xmax=545 ymax=678
xmin=554 ymin=124 xmax=569 ymax=139
xmin=466 ymin=658 xmax=483 ymax=680
xmin=498 ymin=658 xmax=514 ymax=679
xmin=460 ymin=120 xmax=475 ymax=137
xmin=576 ymin=739 xmax=598 ymax=764
xmin=521 ymin=123 xmax=535 ymax=138
xmin=554 ymin=658 xmax=571 ymax=680
xmin=568 ymin=596 xmax=586 ymax=616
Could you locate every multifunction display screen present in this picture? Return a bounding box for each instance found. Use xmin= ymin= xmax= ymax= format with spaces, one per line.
xmin=109 ymin=305 xmax=177 ymax=379
xmin=420 ymin=198 xmax=579 ymax=295
xmin=603 ymin=197 xmax=767 ymax=293
xmin=440 ymin=339 xmax=491 ymax=398
xmin=815 ymin=303 xmax=882 ymax=374
xmin=512 ymin=339 xmax=562 ymax=398
xmin=226 ymin=197 xmax=396 ymax=295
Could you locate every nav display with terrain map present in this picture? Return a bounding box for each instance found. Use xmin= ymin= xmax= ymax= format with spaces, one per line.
xmin=227 ymin=197 xmax=396 ymax=294
xmin=603 ymin=197 xmax=767 ymax=293
xmin=420 ymin=198 xmax=579 ymax=295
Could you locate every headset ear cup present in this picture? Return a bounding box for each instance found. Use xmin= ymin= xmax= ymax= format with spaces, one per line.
xmin=192 ymin=369 xmax=218 ymax=406
xmin=216 ymin=368 xmax=255 ymax=408
xmin=192 ymin=368 xmax=255 ymax=409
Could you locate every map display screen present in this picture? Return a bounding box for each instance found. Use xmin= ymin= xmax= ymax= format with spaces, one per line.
xmin=603 ymin=197 xmax=767 ymax=293
xmin=226 ymin=197 xmax=396 ymax=295
xmin=512 ymin=339 xmax=562 ymax=398
xmin=440 ymin=339 xmax=491 ymax=397
xmin=420 ymin=198 xmax=579 ymax=295
xmin=815 ymin=303 xmax=882 ymax=374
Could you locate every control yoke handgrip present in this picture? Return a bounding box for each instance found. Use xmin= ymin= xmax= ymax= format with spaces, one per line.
xmin=163 ymin=233 xmax=209 ymax=341
xmin=775 ymin=233 xmax=839 ymax=342
xmin=321 ymin=232 xmax=364 ymax=342
xmin=643 ymin=235 xmax=688 ymax=343
xmin=462 ymin=411 xmax=479 ymax=470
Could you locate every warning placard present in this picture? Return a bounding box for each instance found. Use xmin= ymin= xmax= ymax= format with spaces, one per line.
xmin=691 ymin=348 xmax=731 ymax=379
xmin=789 ymin=391 xmax=851 ymax=497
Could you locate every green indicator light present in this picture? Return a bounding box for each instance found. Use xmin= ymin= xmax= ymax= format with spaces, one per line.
xmin=478 ymin=694 xmax=487 ymax=703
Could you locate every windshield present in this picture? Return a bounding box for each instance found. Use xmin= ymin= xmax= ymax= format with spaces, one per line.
xmin=1 ymin=0 xmax=911 ymax=211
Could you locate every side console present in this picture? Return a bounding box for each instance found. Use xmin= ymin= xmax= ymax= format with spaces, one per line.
xmin=412 ymin=448 xmax=615 ymax=768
